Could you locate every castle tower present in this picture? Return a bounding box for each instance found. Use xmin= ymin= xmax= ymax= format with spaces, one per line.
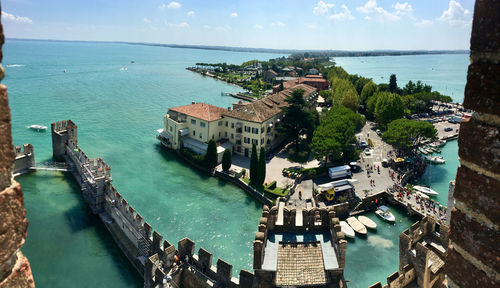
xmin=51 ymin=120 xmax=77 ymax=162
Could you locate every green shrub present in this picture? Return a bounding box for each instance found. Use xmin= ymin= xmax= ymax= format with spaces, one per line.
xmin=267 ymin=181 xmax=277 ymax=190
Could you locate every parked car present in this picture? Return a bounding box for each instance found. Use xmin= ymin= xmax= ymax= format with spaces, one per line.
xmin=360 ymin=141 xmax=367 ymax=148
xmin=376 ymin=129 xmax=382 ymax=136
xmin=444 ymin=127 xmax=453 ymax=132
xmin=364 ymin=148 xmax=371 ymax=156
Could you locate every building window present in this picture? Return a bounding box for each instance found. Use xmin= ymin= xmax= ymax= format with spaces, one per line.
xmin=191 ymin=119 xmax=196 ymax=125
xmin=252 ymin=128 xmax=258 ymax=134
xmin=193 ymin=130 xmax=196 ymax=136
xmin=261 ymin=138 xmax=264 ymax=144
xmin=200 ymin=122 xmax=206 ymax=128
xmin=218 ymin=121 xmax=223 ymax=126
xmin=261 ymin=127 xmax=265 ymax=133
xmin=231 ymin=123 xmax=234 ymax=129
xmin=244 ymin=126 xmax=250 ymax=133
xmin=169 ymin=126 xmax=173 ymax=132
xmin=225 ymin=121 xmax=228 ymax=127
xmin=252 ymin=139 xmax=258 ymax=145
xmin=200 ymin=132 xmax=202 ymax=138
xmin=231 ymin=133 xmax=234 ymax=139
xmin=225 ymin=132 xmax=228 ymax=137
xmin=237 ymin=146 xmax=241 ymax=152
xmin=244 ymin=137 xmax=250 ymax=144
xmin=219 ymin=132 xmax=221 ymax=137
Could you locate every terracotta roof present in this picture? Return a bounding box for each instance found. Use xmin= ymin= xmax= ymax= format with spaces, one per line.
xmin=273 ymin=77 xmax=329 ymax=90
xmin=170 ymin=103 xmax=227 ymax=122
xmin=222 ymin=84 xmax=316 ymax=123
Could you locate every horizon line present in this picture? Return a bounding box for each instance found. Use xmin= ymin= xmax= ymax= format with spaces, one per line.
xmin=6 ymin=37 xmax=470 ymax=56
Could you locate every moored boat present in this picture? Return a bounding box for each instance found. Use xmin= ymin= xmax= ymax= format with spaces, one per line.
xmin=418 ymin=147 xmax=428 ymax=155
xmin=375 ymin=205 xmax=396 ymax=223
xmin=425 ymin=156 xmax=445 ymax=164
xmin=358 ymin=215 xmax=377 ymax=230
xmin=347 ymin=216 xmax=367 ymax=235
xmin=340 ymin=221 xmax=355 ymax=239
xmin=413 ymin=185 xmax=439 ymax=196
xmin=28 ymin=124 xmax=47 ymax=131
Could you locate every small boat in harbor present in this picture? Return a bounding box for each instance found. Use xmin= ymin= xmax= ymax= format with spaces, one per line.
xmin=428 ymin=140 xmax=446 ymax=148
xmin=415 ymin=191 xmax=430 ymax=200
xmin=358 ymin=216 xmax=377 ymax=230
xmin=347 ymin=216 xmax=367 ymax=235
xmin=28 ymin=124 xmax=47 ymax=131
xmin=340 ymin=221 xmax=355 ymax=239
xmin=413 ymin=185 xmax=439 ymax=196
xmin=375 ymin=205 xmax=396 ymax=223
xmin=425 ymin=156 xmax=445 ymax=164
xmin=418 ymin=147 xmax=428 ymax=155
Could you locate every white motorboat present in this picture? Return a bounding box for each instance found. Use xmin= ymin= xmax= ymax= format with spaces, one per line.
xmin=418 ymin=147 xmax=428 ymax=155
xmin=340 ymin=221 xmax=355 ymax=239
xmin=425 ymin=156 xmax=445 ymax=164
xmin=347 ymin=216 xmax=367 ymax=235
xmin=358 ymin=216 xmax=377 ymax=230
xmin=415 ymin=191 xmax=430 ymax=200
xmin=28 ymin=124 xmax=47 ymax=131
xmin=413 ymin=185 xmax=439 ymax=196
xmin=375 ymin=205 xmax=396 ymax=223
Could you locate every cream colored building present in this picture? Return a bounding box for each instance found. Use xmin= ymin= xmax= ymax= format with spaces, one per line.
xmin=158 ymin=84 xmax=317 ymax=158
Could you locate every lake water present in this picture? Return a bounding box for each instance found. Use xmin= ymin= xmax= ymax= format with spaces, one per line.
xmin=6 ymin=40 xmax=467 ymax=287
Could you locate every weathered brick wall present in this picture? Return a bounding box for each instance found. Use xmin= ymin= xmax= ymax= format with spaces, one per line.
xmin=445 ymin=0 xmax=500 ymax=287
xmin=0 ymin=3 xmax=35 ymax=287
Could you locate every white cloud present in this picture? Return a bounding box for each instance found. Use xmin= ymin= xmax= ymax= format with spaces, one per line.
xmin=357 ymin=0 xmax=400 ymax=22
xmin=203 ymin=25 xmax=211 ymax=29
xmin=329 ymin=5 xmax=354 ymax=20
xmin=215 ymin=25 xmax=232 ymax=31
xmin=438 ymin=0 xmax=471 ymax=26
xmin=393 ymin=2 xmax=413 ymax=16
xmin=254 ymin=24 xmax=263 ymax=29
xmin=187 ymin=11 xmax=195 ymax=17
xmin=231 ymin=12 xmax=238 ymax=18
xmin=168 ymin=22 xmax=189 ymax=28
xmin=271 ymin=21 xmax=285 ymax=27
xmin=414 ymin=19 xmax=433 ymax=27
xmin=313 ymin=1 xmax=334 ymax=15
xmin=143 ymin=18 xmax=152 ymax=24
xmin=167 ymin=1 xmax=182 ymax=9
xmin=2 ymin=11 xmax=32 ymax=24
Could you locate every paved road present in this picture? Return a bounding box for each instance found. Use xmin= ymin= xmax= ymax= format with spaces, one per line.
xmin=353 ymin=122 xmax=397 ymax=199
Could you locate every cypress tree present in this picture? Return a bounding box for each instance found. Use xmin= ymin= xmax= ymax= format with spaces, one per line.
xmin=258 ymin=147 xmax=266 ymax=187
xmin=388 ymin=74 xmax=397 ymax=93
xmin=250 ymin=143 xmax=258 ymax=186
xmin=222 ymin=148 xmax=232 ymax=171
xmin=204 ymin=139 xmax=218 ymax=170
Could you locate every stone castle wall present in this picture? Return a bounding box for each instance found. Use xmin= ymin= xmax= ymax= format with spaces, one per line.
xmin=53 ymin=120 xmax=255 ymax=288
xmin=0 ymin=6 xmax=35 ymax=287
xmin=13 ymin=144 xmax=35 ymax=176
xmin=445 ymin=1 xmax=500 ymax=287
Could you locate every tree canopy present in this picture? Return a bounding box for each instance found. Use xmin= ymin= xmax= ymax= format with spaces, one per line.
xmin=311 ymin=106 xmax=365 ymax=162
xmin=257 ymin=147 xmax=266 ymax=187
xmin=204 ymin=139 xmax=218 ymax=170
xmin=222 ymin=148 xmax=232 ymax=171
xmin=388 ymin=74 xmax=398 ymax=93
xmin=331 ymin=78 xmax=360 ymax=111
xmin=250 ymin=144 xmax=258 ymax=186
xmin=382 ymin=119 xmax=437 ymax=155
xmin=279 ymin=89 xmax=316 ymax=148
xmin=360 ymin=81 xmax=377 ymax=106
xmin=374 ymin=92 xmax=405 ymax=129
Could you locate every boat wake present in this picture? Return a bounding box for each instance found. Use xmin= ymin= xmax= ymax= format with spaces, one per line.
xmin=6 ymin=64 xmax=24 ymax=67
xmin=367 ymin=235 xmax=394 ymax=249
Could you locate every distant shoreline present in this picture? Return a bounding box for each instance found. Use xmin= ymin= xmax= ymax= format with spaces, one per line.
xmin=7 ymin=37 xmax=469 ymax=57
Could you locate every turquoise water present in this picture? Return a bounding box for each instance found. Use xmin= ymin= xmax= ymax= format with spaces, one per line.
xmin=6 ymin=39 xmax=279 ymax=287
xmin=334 ymin=54 xmax=468 ymax=103
xmin=6 ymin=40 xmax=466 ymax=287
xmin=343 ymin=207 xmax=419 ymax=288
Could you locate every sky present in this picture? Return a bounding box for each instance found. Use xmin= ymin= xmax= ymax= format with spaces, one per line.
xmin=2 ymin=0 xmax=475 ymax=50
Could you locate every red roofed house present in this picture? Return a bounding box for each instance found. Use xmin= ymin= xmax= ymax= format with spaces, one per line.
xmin=273 ymin=75 xmax=329 ymax=93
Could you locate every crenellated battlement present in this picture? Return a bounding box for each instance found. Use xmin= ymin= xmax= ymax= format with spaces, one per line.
xmin=253 ymin=198 xmax=347 ymax=287
xmin=15 ymin=143 xmax=34 ymax=156
xmin=53 ymin=119 xmax=253 ymax=288
xmin=13 ymin=143 xmax=35 ymax=175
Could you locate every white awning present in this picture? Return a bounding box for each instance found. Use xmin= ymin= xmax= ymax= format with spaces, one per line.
xmin=179 ymin=128 xmax=189 ymax=136
xmin=160 ymin=131 xmax=171 ymax=139
xmin=183 ymin=138 xmax=207 ymax=155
